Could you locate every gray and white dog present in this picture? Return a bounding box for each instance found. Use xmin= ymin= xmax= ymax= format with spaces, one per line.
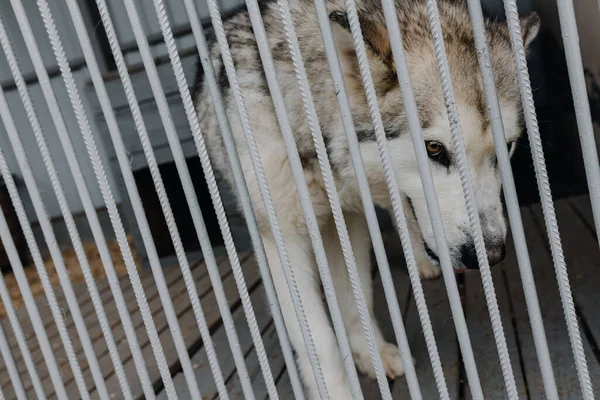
xmin=195 ymin=0 xmax=540 ymax=397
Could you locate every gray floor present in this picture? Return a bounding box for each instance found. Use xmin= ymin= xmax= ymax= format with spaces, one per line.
xmin=2 ymin=195 xmax=600 ymax=399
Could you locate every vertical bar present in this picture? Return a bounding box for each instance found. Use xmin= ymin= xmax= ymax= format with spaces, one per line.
xmin=318 ymin=0 xmax=462 ymax=397
xmin=0 ymin=144 xmax=67 ymax=398
xmin=35 ymin=0 xmax=164 ymax=398
xmin=555 ymin=0 xmax=600 ymax=247
xmin=204 ymin=0 xmax=333 ymax=397
xmin=502 ymin=0 xmax=593 ymax=397
xmin=0 ymin=294 xmax=32 ymax=400
xmin=421 ymin=0 xmax=518 ymax=396
xmin=92 ymin=0 xmax=229 ymax=396
xmin=181 ymin=0 xmax=306 ymax=398
xmin=378 ymin=0 xmax=485 ymax=397
xmin=152 ymin=0 xmax=282 ymax=398
xmin=117 ymin=0 xmax=255 ymax=396
xmin=25 ymin=0 xmax=178 ymax=396
xmin=273 ymin=0 xmax=395 ymax=398
xmin=242 ymin=0 xmax=366 ymax=397
xmin=463 ymin=0 xmax=559 ymax=398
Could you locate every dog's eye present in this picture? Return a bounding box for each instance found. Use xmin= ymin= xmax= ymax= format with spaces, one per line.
xmin=426 ymin=140 xmax=443 ymax=156
xmin=425 ymin=140 xmax=450 ymax=167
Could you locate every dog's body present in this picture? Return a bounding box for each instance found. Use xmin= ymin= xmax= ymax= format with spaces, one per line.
xmin=195 ymin=0 xmax=539 ymax=397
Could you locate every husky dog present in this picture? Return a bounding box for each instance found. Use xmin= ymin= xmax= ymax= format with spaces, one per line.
xmin=195 ymin=0 xmax=540 ymax=397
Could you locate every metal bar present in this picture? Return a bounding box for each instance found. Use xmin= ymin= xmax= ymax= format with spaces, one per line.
xmin=502 ymin=0 xmax=593 ymax=397
xmin=21 ymin=0 xmax=177 ymax=395
xmin=0 ymin=289 xmax=35 ymax=400
xmin=324 ymin=0 xmax=457 ymax=397
xmin=422 ymin=0 xmax=518 ymax=397
xmin=180 ymin=1 xmax=306 ymax=398
xmin=118 ymin=0 xmax=256 ymax=397
xmin=463 ymin=0 xmax=559 ymax=398
xmin=378 ymin=0 xmax=485 ymax=397
xmin=1 ymin=13 xmax=99 ymax=399
xmin=33 ymin=0 xmax=162 ymax=398
xmin=152 ymin=0 xmax=282 ymax=398
xmin=242 ymin=0 xmax=366 ymax=397
xmin=205 ymin=1 xmax=331 ymax=398
xmin=0 ymin=145 xmax=67 ymax=397
xmin=273 ymin=0 xmax=393 ymax=398
xmin=555 ymin=0 xmax=600 ymax=247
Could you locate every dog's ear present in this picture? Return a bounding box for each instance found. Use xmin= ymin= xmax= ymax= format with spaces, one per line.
xmin=329 ymin=11 xmax=357 ymax=55
xmin=329 ymin=11 xmax=393 ymax=64
xmin=520 ymin=11 xmax=541 ymax=50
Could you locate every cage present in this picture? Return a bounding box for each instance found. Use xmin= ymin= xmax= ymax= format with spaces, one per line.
xmin=0 ymin=0 xmax=598 ymax=398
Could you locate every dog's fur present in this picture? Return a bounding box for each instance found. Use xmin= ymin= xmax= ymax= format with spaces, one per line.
xmin=194 ymin=0 xmax=540 ymax=397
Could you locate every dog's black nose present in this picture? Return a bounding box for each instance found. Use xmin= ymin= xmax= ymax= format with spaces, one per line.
xmin=487 ymin=243 xmax=506 ymax=267
xmin=460 ymin=244 xmax=479 ymax=269
xmin=460 ymin=242 xmax=506 ymax=269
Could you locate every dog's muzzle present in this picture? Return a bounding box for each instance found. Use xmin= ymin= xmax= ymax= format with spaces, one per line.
xmin=460 ymin=242 xmax=506 ymax=270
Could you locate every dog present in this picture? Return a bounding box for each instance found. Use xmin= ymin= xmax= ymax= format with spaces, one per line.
xmin=195 ymin=0 xmax=540 ymax=397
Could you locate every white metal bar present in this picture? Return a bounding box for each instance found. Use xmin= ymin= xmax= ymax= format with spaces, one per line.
xmin=422 ymin=0 xmax=518 ymax=397
xmin=328 ymin=0 xmax=456 ymax=397
xmin=378 ymin=0 xmax=485 ymax=397
xmin=65 ymin=0 xmax=180 ymax=396
xmin=117 ymin=0 xmax=256 ymax=397
xmin=32 ymin=1 xmax=158 ymax=398
xmin=205 ymin=1 xmax=331 ymax=398
xmin=1 ymin=14 xmax=98 ymax=399
xmin=463 ymin=0 xmax=559 ymax=398
xmin=242 ymin=0 xmax=366 ymax=398
xmin=89 ymin=0 xmax=224 ymax=397
xmin=181 ymin=1 xmax=306 ymax=398
xmin=273 ymin=0 xmax=393 ymax=398
xmin=14 ymin=1 xmax=147 ymax=397
xmin=152 ymin=0 xmax=281 ymax=398
xmin=0 ymin=287 xmax=36 ymax=400
xmin=0 ymin=144 xmax=67 ymax=398
xmin=502 ymin=0 xmax=593 ymax=397
xmin=555 ymin=1 xmax=600 ymax=246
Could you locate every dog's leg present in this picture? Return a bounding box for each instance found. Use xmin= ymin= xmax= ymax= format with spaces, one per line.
xmin=396 ymin=200 xmax=441 ymax=280
xmin=263 ymin=230 xmax=352 ymax=400
xmin=323 ymin=213 xmax=406 ymax=380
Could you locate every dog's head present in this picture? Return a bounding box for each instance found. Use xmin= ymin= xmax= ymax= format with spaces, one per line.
xmin=329 ymin=0 xmax=540 ymax=271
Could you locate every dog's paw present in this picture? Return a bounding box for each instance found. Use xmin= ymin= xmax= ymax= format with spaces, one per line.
xmin=354 ymin=342 xmax=413 ymax=380
xmin=379 ymin=342 xmax=411 ymax=379
xmin=418 ymin=258 xmax=441 ymax=280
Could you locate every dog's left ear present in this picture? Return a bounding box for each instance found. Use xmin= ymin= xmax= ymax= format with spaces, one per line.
xmin=329 ymin=11 xmax=393 ymax=63
xmin=520 ymin=11 xmax=541 ymax=50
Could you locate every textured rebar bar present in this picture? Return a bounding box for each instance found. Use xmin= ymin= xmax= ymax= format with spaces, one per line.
xmin=1 ymin=9 xmax=102 ymax=399
xmin=463 ymin=0 xmax=558 ymax=398
xmin=378 ymin=0 xmax=485 ymax=397
xmin=181 ymin=0 xmax=305 ymax=397
xmin=0 ymin=286 xmax=34 ymax=400
xmin=423 ymin=0 xmax=517 ymax=397
xmin=205 ymin=0 xmax=330 ymax=397
xmin=152 ymin=0 xmax=282 ymax=397
xmin=243 ymin=0 xmax=366 ymax=397
xmin=336 ymin=0 xmax=456 ymax=397
xmin=502 ymin=0 xmax=593 ymax=397
xmin=44 ymin=1 xmax=161 ymax=398
xmin=274 ymin=0 xmax=392 ymax=397
xmin=0 ymin=118 xmax=67 ymax=399
xmin=120 ymin=0 xmax=260 ymax=397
